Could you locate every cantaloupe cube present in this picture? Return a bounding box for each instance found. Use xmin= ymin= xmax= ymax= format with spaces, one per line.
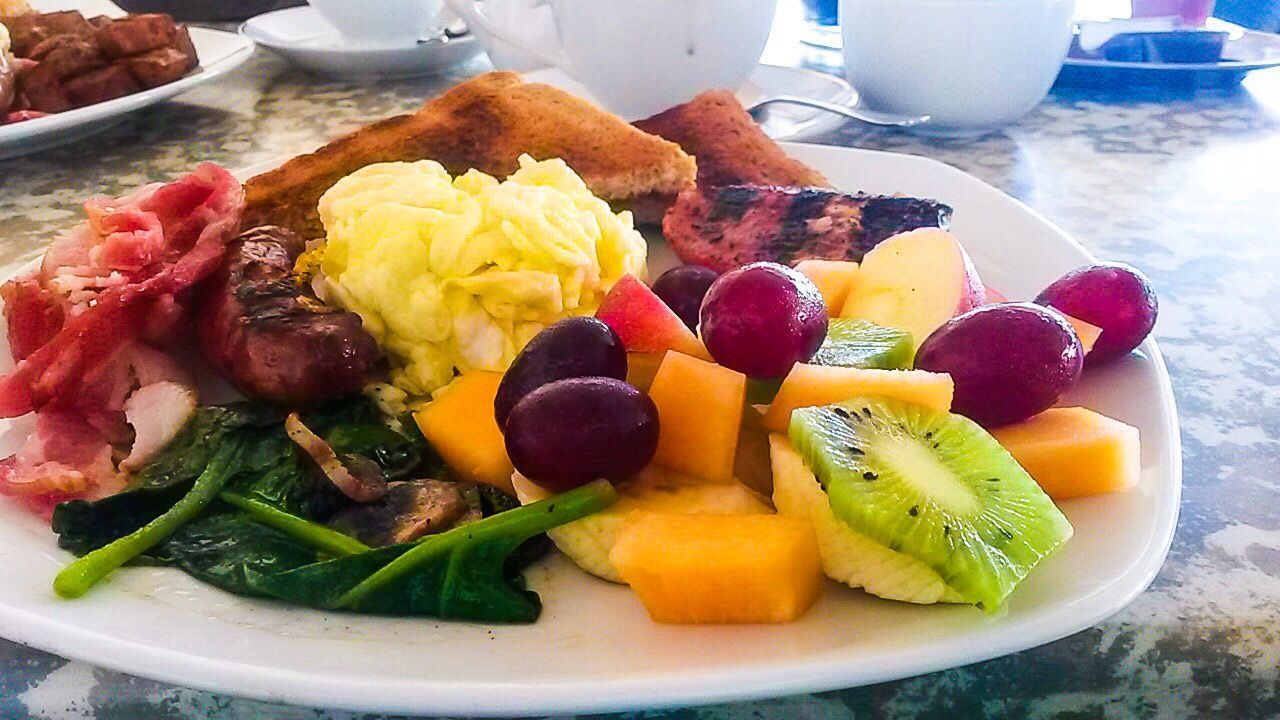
xmin=991 ymin=407 xmax=1139 ymax=500
xmin=626 ymin=352 xmax=666 ymax=393
xmin=1063 ymin=314 xmax=1103 ymax=356
xmin=761 ymin=364 xmax=953 ymax=432
xmin=610 ymin=513 xmax=823 ymax=624
xmin=648 ymin=351 xmax=746 ymax=482
xmin=414 ymin=372 xmax=513 ymax=493
xmin=795 ymin=259 xmax=860 ymax=316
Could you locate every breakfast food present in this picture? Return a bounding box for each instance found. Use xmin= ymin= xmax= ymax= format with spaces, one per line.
xmin=1035 ymin=262 xmax=1158 ymax=365
xmin=0 ymin=75 xmax=1162 ymax=629
xmin=631 ymin=89 xmax=832 ymax=222
xmin=663 ymin=185 xmax=953 ymax=272
xmin=839 ymin=228 xmax=986 ymax=353
xmin=313 ymin=156 xmax=646 ymax=397
xmin=915 ymin=303 xmax=1084 ymax=427
xmin=0 ymin=10 xmax=198 ymax=123
xmin=195 ymin=226 xmax=381 ymax=406
xmin=243 ymin=72 xmax=697 ymax=239
xmin=788 ymin=397 xmax=1074 ymax=610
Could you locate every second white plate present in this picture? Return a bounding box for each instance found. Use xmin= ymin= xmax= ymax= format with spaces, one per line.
xmin=0 ymin=26 xmax=254 ymax=161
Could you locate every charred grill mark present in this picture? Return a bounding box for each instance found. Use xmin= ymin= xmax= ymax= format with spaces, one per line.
xmin=707 ymin=186 xmax=760 ymax=223
xmin=859 ymin=196 xmax=953 ymax=252
xmin=775 ymin=188 xmax=838 ymax=265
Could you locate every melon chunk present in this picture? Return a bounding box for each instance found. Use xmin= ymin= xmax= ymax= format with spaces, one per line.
xmin=596 ymin=275 xmax=710 ymax=360
xmin=840 ymin=228 xmax=985 ymax=353
xmin=414 ymin=372 xmax=513 ymax=493
xmin=648 ymin=351 xmax=746 ymax=482
xmin=610 ymin=512 xmax=823 ymax=624
xmin=990 ymin=407 xmax=1139 ymax=500
xmin=761 ymin=364 xmax=953 ymax=432
xmin=626 ymin=352 xmax=666 ymax=393
xmin=795 ymin=259 xmax=860 ymax=316
xmin=512 ymin=466 xmax=770 ymax=583
xmin=1063 ymin=314 xmax=1103 ymax=356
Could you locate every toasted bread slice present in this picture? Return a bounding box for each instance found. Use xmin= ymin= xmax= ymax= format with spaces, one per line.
xmin=634 ymin=89 xmax=830 ymax=190
xmin=244 ymin=72 xmax=696 ymax=238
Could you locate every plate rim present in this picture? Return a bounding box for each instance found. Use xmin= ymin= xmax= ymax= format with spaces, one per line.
xmin=0 ymin=142 xmax=1182 ymax=715
xmin=0 ymin=26 xmax=256 ymax=148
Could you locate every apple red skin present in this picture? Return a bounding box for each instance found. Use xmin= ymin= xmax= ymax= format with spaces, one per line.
xmin=915 ymin=303 xmax=1083 ymax=427
xmin=1035 ymin=263 xmax=1158 ymax=365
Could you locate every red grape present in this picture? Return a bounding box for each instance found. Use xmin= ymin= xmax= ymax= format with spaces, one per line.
xmin=915 ymin=303 xmax=1083 ymax=427
xmin=504 ymin=377 xmax=659 ymax=491
xmin=651 ymin=265 xmax=720 ymax=330
xmin=494 ymin=317 xmax=627 ymax=429
xmin=699 ymin=262 xmax=828 ymax=379
xmin=1035 ymin=263 xmax=1157 ymax=365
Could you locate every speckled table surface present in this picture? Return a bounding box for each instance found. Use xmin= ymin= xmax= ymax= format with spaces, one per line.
xmin=2 ymin=13 xmax=1280 ymax=720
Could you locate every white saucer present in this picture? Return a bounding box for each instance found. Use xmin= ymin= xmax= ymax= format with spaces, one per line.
xmin=239 ymin=6 xmax=482 ymax=80
xmin=523 ymin=64 xmax=858 ymax=141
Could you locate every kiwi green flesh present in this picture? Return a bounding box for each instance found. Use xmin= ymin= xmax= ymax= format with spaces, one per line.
xmin=810 ymin=319 xmax=913 ymax=370
xmin=789 ymin=396 xmax=1073 ymax=612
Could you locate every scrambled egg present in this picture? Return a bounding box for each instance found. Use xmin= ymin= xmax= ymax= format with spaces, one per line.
xmin=317 ymin=155 xmax=647 ymax=398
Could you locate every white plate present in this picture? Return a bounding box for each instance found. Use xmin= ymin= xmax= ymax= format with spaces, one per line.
xmin=0 ymin=143 xmax=1181 ymax=716
xmin=524 ymin=64 xmax=857 ymax=141
xmin=240 ymin=6 xmax=482 ymax=80
xmin=1059 ymin=20 xmax=1280 ymax=85
xmin=0 ymin=27 xmax=254 ymax=161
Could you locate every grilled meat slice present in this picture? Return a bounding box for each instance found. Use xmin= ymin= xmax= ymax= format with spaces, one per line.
xmin=662 ymin=185 xmax=952 ymax=272
xmin=62 ymin=64 xmax=138 ymax=107
xmin=195 ymin=226 xmax=380 ymax=407
xmin=93 ymin=13 xmax=177 ymax=58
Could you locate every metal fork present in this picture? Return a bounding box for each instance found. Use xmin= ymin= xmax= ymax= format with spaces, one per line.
xmin=747 ymin=95 xmax=930 ymax=128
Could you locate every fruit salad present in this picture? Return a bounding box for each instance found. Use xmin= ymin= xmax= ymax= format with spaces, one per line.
xmin=474 ymin=226 xmax=1157 ymax=624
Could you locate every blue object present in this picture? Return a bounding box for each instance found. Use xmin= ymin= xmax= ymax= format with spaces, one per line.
xmin=802 ymin=0 xmax=838 ymax=27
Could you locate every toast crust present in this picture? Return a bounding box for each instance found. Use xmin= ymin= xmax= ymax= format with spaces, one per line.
xmin=244 ymin=72 xmax=697 ymax=238
xmin=634 ymin=89 xmax=830 ymax=190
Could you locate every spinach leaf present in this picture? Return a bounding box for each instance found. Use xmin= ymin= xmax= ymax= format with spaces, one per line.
xmin=54 ymin=438 xmax=245 ymax=598
xmin=52 ymin=404 xmax=276 ymax=555
xmin=245 ymin=480 xmax=617 ymax=623
xmin=152 ymin=510 xmax=321 ymax=598
xmin=132 ymin=404 xmax=277 ymax=491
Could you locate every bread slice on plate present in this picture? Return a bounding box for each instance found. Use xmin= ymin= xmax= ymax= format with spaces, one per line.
xmin=634 ymin=89 xmax=831 ymax=191
xmin=243 ymin=71 xmax=697 ymax=238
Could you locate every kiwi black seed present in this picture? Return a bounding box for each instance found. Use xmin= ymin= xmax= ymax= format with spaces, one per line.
xmin=789 ymin=395 xmax=1074 ymax=611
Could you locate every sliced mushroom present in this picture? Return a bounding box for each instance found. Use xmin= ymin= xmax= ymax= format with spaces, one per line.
xmin=328 ymin=479 xmax=469 ymax=547
xmin=284 ymin=412 xmax=386 ymax=503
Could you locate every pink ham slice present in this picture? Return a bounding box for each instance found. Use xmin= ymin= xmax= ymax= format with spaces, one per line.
xmin=0 ymin=164 xmax=243 ymax=510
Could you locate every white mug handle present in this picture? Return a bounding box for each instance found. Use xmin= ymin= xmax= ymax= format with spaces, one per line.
xmin=444 ymin=0 xmax=570 ymax=70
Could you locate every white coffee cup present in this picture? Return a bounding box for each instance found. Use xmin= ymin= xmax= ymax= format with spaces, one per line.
xmin=309 ymin=0 xmax=448 ymax=48
xmin=839 ymin=0 xmax=1076 ymax=137
xmin=446 ymin=0 xmax=779 ymax=118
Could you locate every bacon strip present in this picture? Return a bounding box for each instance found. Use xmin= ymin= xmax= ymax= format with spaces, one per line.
xmin=0 ymin=163 xmax=243 ymax=419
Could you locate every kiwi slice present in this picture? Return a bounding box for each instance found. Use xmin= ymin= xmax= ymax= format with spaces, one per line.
xmin=789 ymin=396 xmax=1072 ymax=611
xmin=810 ymin=319 xmax=913 ymax=370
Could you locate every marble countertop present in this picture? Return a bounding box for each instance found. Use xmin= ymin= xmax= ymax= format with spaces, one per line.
xmin=2 ymin=21 xmax=1280 ymax=720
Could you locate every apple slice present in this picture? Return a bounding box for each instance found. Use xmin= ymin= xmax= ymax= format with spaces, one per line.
xmin=596 ymin=275 xmax=711 ymax=360
xmin=985 ymin=287 xmax=1009 ymax=304
xmin=839 ymin=228 xmax=985 ymax=353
